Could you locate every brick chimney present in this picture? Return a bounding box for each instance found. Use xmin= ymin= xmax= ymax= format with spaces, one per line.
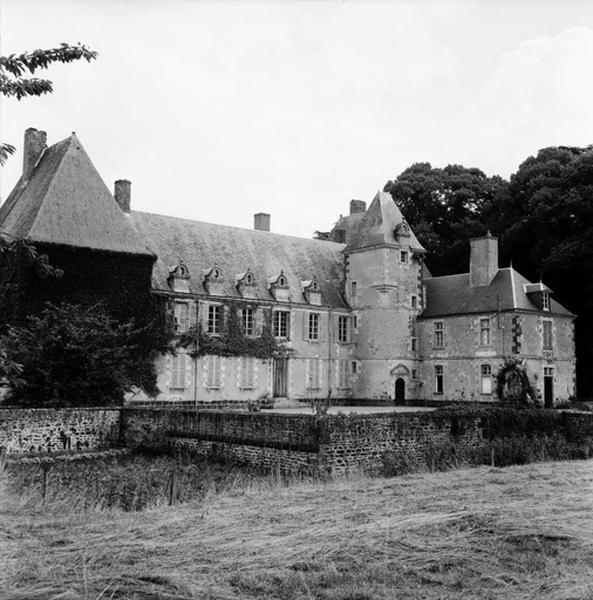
xmin=350 ymin=199 xmax=366 ymax=214
xmin=23 ymin=128 xmax=47 ymax=181
xmin=469 ymin=232 xmax=499 ymax=287
xmin=254 ymin=212 xmax=270 ymax=232
xmin=114 ymin=179 xmax=131 ymax=213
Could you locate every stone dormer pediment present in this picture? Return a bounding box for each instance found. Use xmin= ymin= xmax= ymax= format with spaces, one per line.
xmin=302 ymin=277 xmax=322 ymax=305
xmin=269 ymin=270 xmax=289 ymax=302
xmin=167 ymin=260 xmax=191 ymax=293
xmin=236 ymin=268 xmax=257 ymax=299
xmin=203 ymin=264 xmax=224 ymax=296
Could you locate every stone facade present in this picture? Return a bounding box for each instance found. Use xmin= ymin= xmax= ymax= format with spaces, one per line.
xmin=0 ymin=408 xmax=121 ymax=455
xmin=1 ymin=129 xmax=577 ymax=407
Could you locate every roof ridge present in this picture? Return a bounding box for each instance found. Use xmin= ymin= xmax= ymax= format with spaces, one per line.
xmin=131 ymin=210 xmax=347 ymax=248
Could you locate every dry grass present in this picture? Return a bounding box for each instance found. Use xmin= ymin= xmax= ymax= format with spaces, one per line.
xmin=1 ymin=459 xmax=593 ymax=599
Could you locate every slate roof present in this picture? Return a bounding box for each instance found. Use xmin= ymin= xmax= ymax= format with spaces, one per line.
xmin=346 ymin=191 xmax=425 ymax=253
xmin=0 ymin=134 xmax=153 ymax=257
xmin=129 ymin=211 xmax=349 ymax=308
xmin=421 ymin=268 xmax=573 ymax=317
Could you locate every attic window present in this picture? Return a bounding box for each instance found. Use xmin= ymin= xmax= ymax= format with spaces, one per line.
xmin=400 ymin=250 xmax=408 ymax=264
xmin=245 ymin=273 xmax=253 ymax=285
xmin=310 ymin=280 xmax=319 ymax=292
xmin=542 ymin=291 xmax=550 ymax=311
xmin=275 ymin=273 xmax=288 ymax=288
xmin=212 ymin=268 xmax=221 ymax=279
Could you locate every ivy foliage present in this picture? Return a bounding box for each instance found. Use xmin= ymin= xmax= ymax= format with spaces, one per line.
xmin=495 ymin=357 xmax=539 ymax=407
xmin=0 ymin=302 xmax=158 ymax=406
xmin=177 ymin=300 xmax=278 ymax=359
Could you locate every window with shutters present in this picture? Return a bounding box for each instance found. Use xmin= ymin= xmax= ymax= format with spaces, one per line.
xmin=434 ymin=365 xmax=444 ymax=394
xmin=543 ymin=320 xmax=553 ymax=350
xmin=207 ymin=304 xmax=223 ymax=335
xmin=434 ymin=321 xmax=444 ymax=348
xmin=273 ymin=310 xmax=290 ymax=338
xmin=337 ymin=359 xmax=349 ymax=388
xmin=307 ymin=358 xmax=321 ymax=389
xmin=480 ymin=364 xmax=492 ymax=394
xmin=206 ymin=355 xmax=222 ymax=388
xmin=170 ymin=354 xmax=187 ymax=390
xmin=174 ymin=302 xmax=190 ymax=333
xmin=337 ymin=315 xmax=349 ymax=343
xmin=242 ymin=307 xmax=255 ymax=336
xmin=239 ymin=356 xmax=255 ymax=389
xmin=308 ymin=313 xmax=320 ymax=341
xmin=480 ymin=318 xmax=491 ymax=346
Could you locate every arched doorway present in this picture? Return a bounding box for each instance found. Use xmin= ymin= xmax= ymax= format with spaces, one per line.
xmin=395 ymin=377 xmax=406 ymax=404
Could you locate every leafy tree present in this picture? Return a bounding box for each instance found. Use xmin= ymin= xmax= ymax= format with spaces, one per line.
xmin=0 ymin=42 xmax=97 ymax=164
xmin=0 ymin=302 xmax=158 ymax=407
xmin=500 ymin=146 xmax=593 ymax=397
xmin=384 ymin=163 xmax=509 ymax=275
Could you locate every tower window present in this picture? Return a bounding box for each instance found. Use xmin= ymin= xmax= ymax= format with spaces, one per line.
xmin=480 ymin=364 xmax=492 ymax=394
xmin=480 ymin=318 xmax=491 ymax=346
xmin=435 ymin=365 xmax=444 ymax=394
xmin=434 ymin=321 xmax=444 ymax=348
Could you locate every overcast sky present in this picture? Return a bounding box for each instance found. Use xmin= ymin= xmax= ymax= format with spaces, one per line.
xmin=2 ymin=0 xmax=593 ymax=238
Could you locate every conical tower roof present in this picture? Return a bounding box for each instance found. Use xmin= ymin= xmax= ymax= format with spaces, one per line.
xmin=0 ymin=133 xmax=153 ymax=256
xmin=345 ymin=190 xmax=425 ymax=252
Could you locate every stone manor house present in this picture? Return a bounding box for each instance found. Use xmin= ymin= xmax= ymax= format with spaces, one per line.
xmin=0 ymin=129 xmax=577 ymax=407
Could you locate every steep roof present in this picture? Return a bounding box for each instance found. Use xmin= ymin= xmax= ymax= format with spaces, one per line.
xmin=421 ymin=268 xmax=574 ymax=317
xmin=0 ymin=134 xmax=153 ymax=257
xmin=129 ymin=211 xmax=349 ymax=308
xmin=345 ymin=190 xmax=425 ymax=252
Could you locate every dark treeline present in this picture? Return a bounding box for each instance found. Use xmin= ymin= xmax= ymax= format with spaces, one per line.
xmin=384 ymin=146 xmax=593 ymax=398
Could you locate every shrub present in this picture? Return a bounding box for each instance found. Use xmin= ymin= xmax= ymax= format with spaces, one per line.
xmin=0 ymin=302 xmax=158 ymax=406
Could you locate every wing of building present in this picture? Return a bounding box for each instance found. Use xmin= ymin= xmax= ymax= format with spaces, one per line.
xmin=0 ymin=129 xmax=576 ymax=407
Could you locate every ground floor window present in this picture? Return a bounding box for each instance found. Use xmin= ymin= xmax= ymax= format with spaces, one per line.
xmin=434 ymin=365 xmax=444 ymax=394
xmin=307 ymin=358 xmax=321 ymax=389
xmin=337 ymin=359 xmax=349 ymax=388
xmin=170 ymin=354 xmax=188 ymax=390
xmin=480 ymin=364 xmax=492 ymax=394
xmin=206 ymin=355 xmax=222 ymax=388
xmin=239 ymin=356 xmax=255 ymax=389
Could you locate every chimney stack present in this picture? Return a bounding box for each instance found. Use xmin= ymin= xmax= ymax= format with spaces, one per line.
xmin=254 ymin=212 xmax=270 ymax=232
xmin=23 ymin=128 xmax=47 ymax=180
xmin=469 ymin=232 xmax=499 ymax=287
xmin=350 ymin=199 xmax=366 ymax=215
xmin=114 ymin=179 xmax=131 ymax=212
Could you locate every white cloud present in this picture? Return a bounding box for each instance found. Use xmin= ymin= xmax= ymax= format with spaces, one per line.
xmin=454 ymin=27 xmax=593 ymax=176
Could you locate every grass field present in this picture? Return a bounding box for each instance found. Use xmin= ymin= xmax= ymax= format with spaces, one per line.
xmin=2 ymin=459 xmax=593 ymax=600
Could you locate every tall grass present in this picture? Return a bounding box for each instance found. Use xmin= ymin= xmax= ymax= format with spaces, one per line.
xmin=382 ymin=433 xmax=593 ymax=477
xmin=4 ymin=451 xmax=311 ymax=512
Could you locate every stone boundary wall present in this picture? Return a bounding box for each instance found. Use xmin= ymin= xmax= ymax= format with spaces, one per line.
xmin=0 ymin=408 xmax=121 ymax=455
xmin=122 ymin=408 xmax=483 ymax=474
xmin=121 ymin=409 xmax=320 ymax=452
xmin=318 ymin=412 xmax=483 ymax=474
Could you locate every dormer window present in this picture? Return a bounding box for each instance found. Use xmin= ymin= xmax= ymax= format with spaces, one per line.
xmin=203 ymin=264 xmax=224 ymax=296
xmin=167 ymin=260 xmax=191 ymax=293
xmin=269 ymin=270 xmax=290 ymax=302
xmin=236 ymin=269 xmax=257 ymax=299
xmin=400 ymin=250 xmax=408 ymax=264
xmin=302 ymin=276 xmax=322 ymax=306
xmin=542 ymin=292 xmax=550 ymax=311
